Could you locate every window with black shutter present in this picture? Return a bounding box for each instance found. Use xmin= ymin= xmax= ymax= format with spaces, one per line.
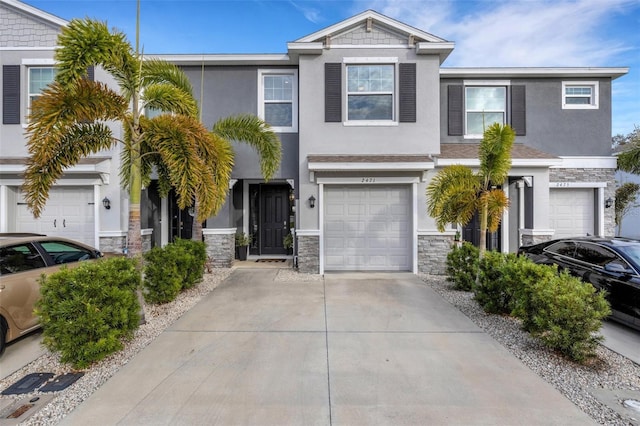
xmin=3 ymin=65 xmax=21 ymax=125
xmin=325 ymin=63 xmax=342 ymax=122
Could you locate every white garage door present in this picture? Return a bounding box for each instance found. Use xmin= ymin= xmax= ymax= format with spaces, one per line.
xmin=324 ymin=185 xmax=412 ymax=271
xmin=16 ymin=187 xmax=95 ymax=246
xmin=549 ymin=188 xmax=594 ymax=239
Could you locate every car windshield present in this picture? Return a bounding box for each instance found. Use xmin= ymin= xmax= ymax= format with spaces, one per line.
xmin=616 ymin=245 xmax=640 ymax=271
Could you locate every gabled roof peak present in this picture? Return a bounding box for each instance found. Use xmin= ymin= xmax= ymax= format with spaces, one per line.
xmin=294 ymin=9 xmax=449 ymax=44
xmin=1 ymin=0 xmax=67 ymax=27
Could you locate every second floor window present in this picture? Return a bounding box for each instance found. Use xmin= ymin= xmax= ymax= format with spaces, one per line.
xmin=465 ymin=86 xmax=506 ymax=136
xmin=29 ymin=67 xmax=57 ymax=109
xmin=259 ymin=70 xmax=297 ymax=132
xmin=347 ymin=64 xmax=394 ymax=121
xmin=562 ymin=81 xmax=598 ymax=109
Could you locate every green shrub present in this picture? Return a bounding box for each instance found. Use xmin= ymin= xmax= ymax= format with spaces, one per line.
xmin=143 ymin=245 xmax=182 ymax=304
xmin=524 ymin=270 xmax=610 ymax=362
xmin=143 ymin=239 xmax=207 ymax=303
xmin=507 ymin=260 xmax=561 ymax=332
xmin=36 ymin=257 xmax=140 ymax=369
xmin=445 ymin=242 xmax=479 ymax=291
xmin=474 ymin=251 xmax=520 ymax=314
xmin=172 ymin=238 xmax=206 ymax=289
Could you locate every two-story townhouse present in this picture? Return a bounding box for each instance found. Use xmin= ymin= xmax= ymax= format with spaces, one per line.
xmin=1 ymin=3 xmax=628 ymax=276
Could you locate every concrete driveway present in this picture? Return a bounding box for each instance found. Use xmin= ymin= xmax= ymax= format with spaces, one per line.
xmin=61 ymin=269 xmax=593 ymax=425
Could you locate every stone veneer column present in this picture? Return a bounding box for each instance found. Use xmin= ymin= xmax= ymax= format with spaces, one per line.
xmin=296 ymin=233 xmax=319 ymax=274
xmin=417 ymin=233 xmax=453 ymax=275
xmin=203 ymin=228 xmax=236 ymax=268
xmin=141 ymin=229 xmax=153 ymax=253
xmin=520 ymin=230 xmax=554 ymax=247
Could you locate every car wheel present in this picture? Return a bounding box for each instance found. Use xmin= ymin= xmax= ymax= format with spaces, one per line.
xmin=0 ymin=319 xmax=7 ymax=356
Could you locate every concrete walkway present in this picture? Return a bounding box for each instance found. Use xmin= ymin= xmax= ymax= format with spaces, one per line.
xmin=61 ymin=270 xmax=593 ymax=425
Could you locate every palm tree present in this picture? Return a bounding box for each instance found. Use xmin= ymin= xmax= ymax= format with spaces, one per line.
xmin=427 ymin=123 xmax=515 ymax=258
xmin=23 ymin=18 xmax=281 ymax=255
xmin=617 ymin=126 xmax=640 ymax=174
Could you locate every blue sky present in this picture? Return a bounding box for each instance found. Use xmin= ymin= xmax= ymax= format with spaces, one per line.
xmin=24 ymin=0 xmax=640 ymax=137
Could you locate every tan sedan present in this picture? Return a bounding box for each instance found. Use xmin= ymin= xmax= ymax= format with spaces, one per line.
xmin=0 ymin=234 xmax=102 ymax=354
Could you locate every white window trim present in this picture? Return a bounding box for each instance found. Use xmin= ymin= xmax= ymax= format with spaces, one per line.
xmin=562 ymin=81 xmax=599 ymax=110
xmin=463 ymin=83 xmax=509 ymax=138
xmin=344 ymin=60 xmax=397 ymax=125
xmin=257 ymin=69 xmax=298 ymax=133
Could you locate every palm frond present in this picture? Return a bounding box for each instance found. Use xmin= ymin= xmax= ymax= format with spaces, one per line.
xmin=142 ymin=83 xmax=198 ymax=118
xmin=478 ymin=123 xmax=515 ymax=186
xmin=144 ymin=114 xmax=211 ymax=211
xmin=426 ymin=165 xmax=480 ymax=231
xmin=24 ymin=123 xmax=116 ymax=217
xmin=212 ymin=114 xmax=281 ymax=180
xmin=484 ymin=189 xmax=510 ymax=232
xmin=617 ymin=142 xmax=640 ymax=174
xmin=28 ymin=80 xmax=127 ymax=140
xmin=199 ymin=134 xmax=234 ymax=220
xmin=142 ymin=59 xmax=195 ymax=100
xmin=55 ymin=18 xmax=138 ymax=93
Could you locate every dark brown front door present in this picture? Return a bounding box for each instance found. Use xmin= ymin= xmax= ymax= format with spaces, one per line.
xmin=260 ymin=185 xmax=289 ymax=255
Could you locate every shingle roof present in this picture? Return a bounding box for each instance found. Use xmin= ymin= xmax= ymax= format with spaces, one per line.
xmin=307 ymin=155 xmax=432 ymax=163
xmin=438 ymin=143 xmax=557 ymax=160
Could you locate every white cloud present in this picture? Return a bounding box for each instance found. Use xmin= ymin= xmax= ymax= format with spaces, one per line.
xmin=289 ymin=1 xmax=322 ymax=23
xmin=362 ymin=0 xmax=635 ymax=66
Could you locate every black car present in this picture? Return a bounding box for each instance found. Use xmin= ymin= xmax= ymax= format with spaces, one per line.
xmin=518 ymin=237 xmax=640 ymax=331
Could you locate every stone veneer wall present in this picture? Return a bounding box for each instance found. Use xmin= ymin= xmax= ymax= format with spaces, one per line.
xmin=550 ymin=167 xmax=616 ymax=237
xmin=297 ymin=235 xmax=320 ymax=274
xmin=521 ymin=233 xmax=553 ymax=247
xmin=418 ymin=234 xmax=453 ymax=275
xmin=203 ymin=232 xmax=235 ymax=268
xmin=99 ymin=231 xmax=153 ymax=255
xmin=99 ymin=236 xmax=127 ymax=254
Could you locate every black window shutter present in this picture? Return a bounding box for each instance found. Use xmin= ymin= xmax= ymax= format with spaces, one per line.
xmin=3 ymin=65 xmax=21 ymax=125
xmin=86 ymin=66 xmax=95 ymax=81
xmin=325 ymin=63 xmax=342 ymax=122
xmin=448 ymin=85 xmax=463 ymax=136
xmin=398 ymin=63 xmax=416 ymax=123
xmin=510 ymin=85 xmax=526 ymax=136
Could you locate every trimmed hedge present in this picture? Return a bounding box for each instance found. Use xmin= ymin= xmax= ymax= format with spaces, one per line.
xmin=36 ymin=257 xmax=140 ymax=369
xmin=516 ymin=269 xmax=610 ymax=362
xmin=142 ymin=239 xmax=207 ymax=304
xmin=445 ymin=242 xmax=479 ymax=291
xmin=446 ymin=246 xmax=611 ymax=363
xmin=474 ymin=251 xmax=519 ymax=314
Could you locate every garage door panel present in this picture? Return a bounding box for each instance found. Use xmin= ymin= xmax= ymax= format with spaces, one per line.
xmin=324 ymin=185 xmax=412 ymax=271
xmin=550 ymin=189 xmax=594 ymax=239
xmin=16 ymin=187 xmax=95 ymax=246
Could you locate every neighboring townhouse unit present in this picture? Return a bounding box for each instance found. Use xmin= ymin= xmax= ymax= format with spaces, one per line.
xmin=1 ymin=0 xmax=131 ymax=252
xmin=1 ymin=3 xmax=628 ymax=275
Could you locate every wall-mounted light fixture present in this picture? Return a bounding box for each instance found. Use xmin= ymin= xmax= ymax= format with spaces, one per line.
xmin=102 ymin=197 xmax=111 ymax=210
xmin=605 ymin=197 xmax=613 ymax=209
xmin=289 ymin=191 xmax=295 ymax=203
xmin=308 ymin=195 xmax=316 ymax=209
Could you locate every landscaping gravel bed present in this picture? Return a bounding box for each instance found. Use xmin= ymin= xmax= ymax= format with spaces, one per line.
xmin=420 ymin=273 xmax=640 ymax=426
xmin=1 ymin=270 xmax=639 ymax=425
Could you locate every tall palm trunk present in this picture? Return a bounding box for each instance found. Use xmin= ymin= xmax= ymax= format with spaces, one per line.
xmin=192 ymin=198 xmax=203 ymax=242
xmin=479 ymin=199 xmax=488 ymax=259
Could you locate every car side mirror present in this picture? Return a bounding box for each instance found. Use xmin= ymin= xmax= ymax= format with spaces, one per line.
xmin=604 ymin=263 xmax=632 ymax=274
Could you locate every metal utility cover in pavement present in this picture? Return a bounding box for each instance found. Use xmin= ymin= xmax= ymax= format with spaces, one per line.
xmin=40 ymin=373 xmax=84 ymax=393
xmin=0 ymin=394 xmax=54 ymax=425
xmin=1 ymin=373 xmax=54 ymax=396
